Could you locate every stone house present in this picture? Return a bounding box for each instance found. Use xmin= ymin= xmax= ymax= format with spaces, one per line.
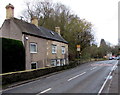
xmin=0 ymin=4 xmax=68 ymax=70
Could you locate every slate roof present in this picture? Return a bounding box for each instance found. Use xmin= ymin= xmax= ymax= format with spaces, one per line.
xmin=7 ymin=18 xmax=68 ymax=44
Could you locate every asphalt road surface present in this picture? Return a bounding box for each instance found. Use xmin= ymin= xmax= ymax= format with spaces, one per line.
xmin=1 ymin=60 xmax=118 ymax=94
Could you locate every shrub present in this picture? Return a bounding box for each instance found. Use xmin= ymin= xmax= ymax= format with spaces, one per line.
xmin=2 ymin=38 xmax=25 ymax=73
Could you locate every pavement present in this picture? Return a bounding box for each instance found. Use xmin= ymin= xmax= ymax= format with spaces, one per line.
xmin=101 ymin=60 xmax=119 ymax=94
xmin=1 ymin=60 xmax=119 ymax=94
xmin=109 ymin=66 xmax=119 ymax=93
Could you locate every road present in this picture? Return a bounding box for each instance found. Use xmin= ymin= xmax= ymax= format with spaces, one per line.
xmin=2 ymin=60 xmax=118 ymax=94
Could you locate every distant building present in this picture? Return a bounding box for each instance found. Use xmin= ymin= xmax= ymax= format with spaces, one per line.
xmin=0 ymin=4 xmax=69 ymax=70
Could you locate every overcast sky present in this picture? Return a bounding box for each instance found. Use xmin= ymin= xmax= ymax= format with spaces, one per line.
xmin=0 ymin=0 xmax=119 ymax=45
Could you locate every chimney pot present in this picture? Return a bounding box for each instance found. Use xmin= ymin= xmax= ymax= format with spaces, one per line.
xmin=31 ymin=16 xmax=38 ymax=27
xmin=6 ymin=3 xmax=14 ymax=19
xmin=55 ymin=27 xmax=60 ymax=35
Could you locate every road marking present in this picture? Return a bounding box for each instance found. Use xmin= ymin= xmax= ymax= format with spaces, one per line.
xmin=108 ymin=76 xmax=112 ymax=80
xmin=98 ymin=70 xmax=112 ymax=95
xmin=112 ymin=65 xmax=118 ymax=71
xmin=97 ymin=61 xmax=118 ymax=95
xmin=36 ymin=88 xmax=52 ymax=95
xmin=68 ymin=72 xmax=86 ymax=81
xmin=90 ymin=67 xmax=97 ymax=70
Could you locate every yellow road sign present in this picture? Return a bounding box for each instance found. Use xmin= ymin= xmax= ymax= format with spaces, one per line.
xmin=77 ymin=45 xmax=80 ymax=48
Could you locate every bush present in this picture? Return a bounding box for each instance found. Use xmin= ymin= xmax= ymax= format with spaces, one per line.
xmin=2 ymin=38 xmax=25 ymax=73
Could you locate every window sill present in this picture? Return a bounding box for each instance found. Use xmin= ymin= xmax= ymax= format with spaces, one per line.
xmin=30 ymin=52 xmax=37 ymax=54
xmin=52 ymin=53 xmax=57 ymax=54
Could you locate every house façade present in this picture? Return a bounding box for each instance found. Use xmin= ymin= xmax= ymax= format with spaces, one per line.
xmin=0 ymin=4 xmax=69 ymax=70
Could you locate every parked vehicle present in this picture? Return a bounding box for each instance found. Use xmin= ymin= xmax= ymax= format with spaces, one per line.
xmin=109 ymin=57 xmax=113 ymax=60
xmin=109 ymin=56 xmax=118 ymax=60
xmin=116 ymin=56 xmax=120 ymax=60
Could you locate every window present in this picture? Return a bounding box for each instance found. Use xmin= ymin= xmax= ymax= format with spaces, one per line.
xmin=61 ymin=46 xmax=65 ymax=54
xmin=52 ymin=44 xmax=57 ymax=54
xmin=31 ymin=62 xmax=37 ymax=69
xmin=30 ymin=43 xmax=37 ymax=53
xmin=56 ymin=60 xmax=61 ymax=66
xmin=61 ymin=59 xmax=65 ymax=66
xmin=51 ymin=60 xmax=56 ymax=66
xmin=50 ymin=31 xmax=55 ymax=35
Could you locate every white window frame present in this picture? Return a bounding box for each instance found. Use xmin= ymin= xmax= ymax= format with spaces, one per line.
xmin=31 ymin=62 xmax=37 ymax=69
xmin=51 ymin=60 xmax=57 ymax=66
xmin=61 ymin=46 xmax=65 ymax=54
xmin=30 ymin=43 xmax=37 ymax=53
xmin=61 ymin=59 xmax=65 ymax=66
xmin=52 ymin=44 xmax=57 ymax=54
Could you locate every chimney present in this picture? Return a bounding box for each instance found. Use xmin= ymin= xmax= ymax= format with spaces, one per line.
xmin=6 ymin=3 xmax=14 ymax=19
xmin=55 ymin=27 xmax=60 ymax=35
xmin=31 ymin=16 xmax=38 ymax=27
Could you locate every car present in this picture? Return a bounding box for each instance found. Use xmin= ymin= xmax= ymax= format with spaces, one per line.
xmin=109 ymin=57 xmax=113 ymax=60
xmin=116 ymin=56 xmax=120 ymax=60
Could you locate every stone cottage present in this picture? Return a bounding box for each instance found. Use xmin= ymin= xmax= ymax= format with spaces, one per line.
xmin=0 ymin=4 xmax=68 ymax=70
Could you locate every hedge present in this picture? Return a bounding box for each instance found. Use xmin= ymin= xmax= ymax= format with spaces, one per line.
xmin=1 ymin=57 xmax=101 ymax=86
xmin=2 ymin=38 xmax=25 ymax=73
xmin=1 ymin=60 xmax=81 ymax=86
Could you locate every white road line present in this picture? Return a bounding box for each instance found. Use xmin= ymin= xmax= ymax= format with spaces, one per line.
xmin=98 ymin=70 xmax=112 ymax=95
xmin=37 ymin=88 xmax=52 ymax=94
xmin=90 ymin=67 xmax=97 ymax=70
xmin=97 ymin=61 xmax=118 ymax=95
xmin=68 ymin=72 xmax=86 ymax=81
xmin=112 ymin=61 xmax=118 ymax=71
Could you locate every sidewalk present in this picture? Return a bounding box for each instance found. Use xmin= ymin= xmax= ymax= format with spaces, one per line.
xmin=108 ymin=66 xmax=119 ymax=93
xmin=108 ymin=61 xmax=120 ymax=94
xmin=101 ymin=61 xmax=119 ymax=94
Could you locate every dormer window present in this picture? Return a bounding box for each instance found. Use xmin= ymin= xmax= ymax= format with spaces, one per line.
xmin=50 ymin=31 xmax=54 ymax=35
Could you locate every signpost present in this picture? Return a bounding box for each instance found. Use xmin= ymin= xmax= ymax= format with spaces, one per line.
xmin=77 ymin=45 xmax=80 ymax=51
xmin=76 ymin=45 xmax=81 ymax=64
